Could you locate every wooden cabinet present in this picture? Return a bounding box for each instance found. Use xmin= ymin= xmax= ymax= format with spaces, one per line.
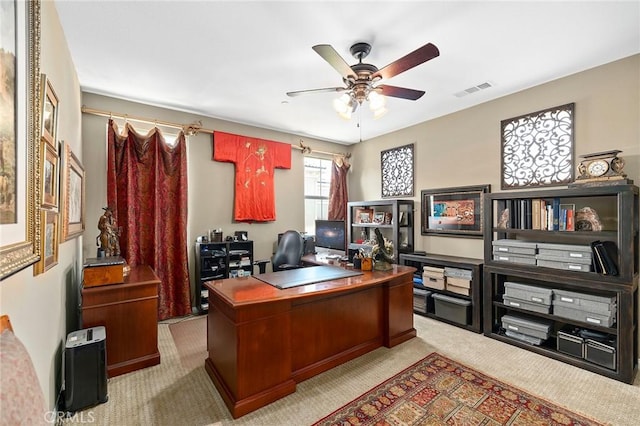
xmin=347 ymin=199 xmax=414 ymax=261
xmin=194 ymin=240 xmax=253 ymax=313
xmin=483 ymin=184 xmax=638 ymax=383
xmin=400 ymin=253 xmax=483 ymax=333
xmin=81 ymin=265 xmax=160 ymax=378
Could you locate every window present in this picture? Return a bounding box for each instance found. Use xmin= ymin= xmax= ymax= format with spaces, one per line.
xmin=304 ymin=157 xmax=332 ymax=234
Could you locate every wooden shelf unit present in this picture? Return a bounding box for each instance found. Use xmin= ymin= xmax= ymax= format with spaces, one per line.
xmin=483 ymin=184 xmax=638 ymax=383
xmin=347 ymin=199 xmax=414 ymax=261
xmin=400 ymin=253 xmax=483 ymax=333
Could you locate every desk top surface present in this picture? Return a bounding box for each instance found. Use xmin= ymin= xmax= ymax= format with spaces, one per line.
xmin=205 ymin=264 xmax=415 ymax=306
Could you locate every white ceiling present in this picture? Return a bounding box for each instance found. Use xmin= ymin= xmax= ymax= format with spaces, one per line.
xmin=54 ymin=1 xmax=639 ymax=145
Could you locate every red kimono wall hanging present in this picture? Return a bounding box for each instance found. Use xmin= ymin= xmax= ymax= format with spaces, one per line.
xmin=213 ymin=131 xmax=291 ymax=222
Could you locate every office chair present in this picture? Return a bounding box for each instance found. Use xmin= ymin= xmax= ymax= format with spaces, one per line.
xmin=271 ymin=230 xmax=304 ymax=272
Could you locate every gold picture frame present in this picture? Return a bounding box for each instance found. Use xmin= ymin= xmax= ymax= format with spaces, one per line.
xmin=0 ymin=0 xmax=41 ymax=280
xmin=41 ymin=140 xmax=59 ymax=209
xmin=34 ymin=209 xmax=58 ymax=275
xmin=61 ymin=142 xmax=85 ymax=240
xmin=40 ymin=74 xmax=59 ymax=148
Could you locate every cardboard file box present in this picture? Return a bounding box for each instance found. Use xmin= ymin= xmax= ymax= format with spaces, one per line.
xmin=446 ymin=276 xmax=471 ymax=296
xmin=537 ymin=243 xmax=592 ymax=261
xmin=504 ymin=281 xmax=553 ymax=306
xmin=444 ymin=267 xmax=473 ymax=280
xmin=505 ymin=329 xmax=544 ymax=346
xmin=492 ymin=253 xmax=537 ymax=265
xmin=422 ymin=266 xmax=446 ymax=290
xmin=502 ymin=295 xmax=551 ymax=314
xmin=536 ymin=254 xmax=593 ymax=272
xmin=553 ymin=305 xmax=615 ymax=327
xmin=553 ymin=289 xmax=616 ymax=315
xmin=432 ymin=294 xmax=471 ymax=325
xmin=492 ymin=239 xmax=538 ymax=255
xmin=501 ymin=314 xmax=552 ymax=340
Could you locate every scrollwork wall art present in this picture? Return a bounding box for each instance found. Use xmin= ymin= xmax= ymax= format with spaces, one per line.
xmin=501 ymin=103 xmax=574 ymax=189
xmin=381 ymin=143 xmax=414 ymax=198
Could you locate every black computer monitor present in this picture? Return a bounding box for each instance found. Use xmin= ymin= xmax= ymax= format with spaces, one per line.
xmin=314 ymin=220 xmax=346 ymax=256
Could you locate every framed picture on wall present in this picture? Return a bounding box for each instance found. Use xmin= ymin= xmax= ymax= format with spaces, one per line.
xmin=41 ymin=140 xmax=59 ymax=209
xmin=61 ymin=142 xmax=85 ymax=240
xmin=421 ymin=184 xmax=490 ymax=238
xmin=34 ymin=209 xmax=59 ymax=275
xmin=40 ymin=74 xmax=59 ymax=148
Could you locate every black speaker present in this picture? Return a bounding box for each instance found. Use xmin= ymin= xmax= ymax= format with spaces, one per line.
xmin=303 ymin=235 xmax=315 ymax=255
xmin=64 ymin=327 xmax=108 ymax=412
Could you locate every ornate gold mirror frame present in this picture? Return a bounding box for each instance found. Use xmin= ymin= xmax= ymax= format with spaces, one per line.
xmin=0 ymin=0 xmax=42 ymax=279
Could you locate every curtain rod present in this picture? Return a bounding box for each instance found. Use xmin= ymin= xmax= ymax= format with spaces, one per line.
xmin=81 ymin=106 xmax=351 ymax=158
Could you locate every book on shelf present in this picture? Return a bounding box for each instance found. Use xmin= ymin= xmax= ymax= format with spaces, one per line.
xmin=590 ymin=240 xmax=619 ymax=275
xmin=552 ymin=198 xmax=560 ymax=231
xmin=559 ymin=204 xmax=575 ymax=231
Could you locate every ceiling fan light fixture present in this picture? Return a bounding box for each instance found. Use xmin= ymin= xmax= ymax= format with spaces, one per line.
xmin=333 ymin=93 xmax=351 ymax=114
xmin=337 ymin=106 xmax=353 ymax=120
xmin=372 ymin=106 xmax=388 ymax=120
xmin=368 ymin=91 xmax=386 ymax=111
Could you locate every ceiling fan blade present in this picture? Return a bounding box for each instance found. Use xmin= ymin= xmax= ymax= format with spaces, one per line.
xmin=286 ymin=87 xmax=347 ymax=97
xmin=377 ymin=85 xmax=425 ymax=100
xmin=312 ymin=44 xmax=356 ymax=79
xmin=373 ymin=43 xmax=439 ymax=80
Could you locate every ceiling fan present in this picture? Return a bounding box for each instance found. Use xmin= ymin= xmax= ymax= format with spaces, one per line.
xmin=286 ymin=41 xmax=440 ymax=118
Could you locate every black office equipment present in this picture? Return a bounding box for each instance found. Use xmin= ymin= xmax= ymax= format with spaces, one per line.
xmin=64 ymin=327 xmax=108 ymax=413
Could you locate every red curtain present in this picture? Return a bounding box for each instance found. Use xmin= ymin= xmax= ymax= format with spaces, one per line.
xmin=107 ymin=120 xmax=191 ymax=319
xmin=328 ymin=157 xmax=350 ymax=221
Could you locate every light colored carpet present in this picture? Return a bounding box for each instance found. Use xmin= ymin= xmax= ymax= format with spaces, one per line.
xmin=71 ymin=314 xmax=640 ymax=425
xmin=169 ymin=316 xmax=207 ymax=370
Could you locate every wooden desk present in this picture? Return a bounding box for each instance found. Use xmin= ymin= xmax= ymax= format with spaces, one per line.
xmin=81 ymin=265 xmax=161 ymax=377
xmin=204 ymin=264 xmax=416 ymax=418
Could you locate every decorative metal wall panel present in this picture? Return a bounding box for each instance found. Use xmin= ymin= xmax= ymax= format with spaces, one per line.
xmin=501 ymin=103 xmax=574 ymax=189
xmin=381 ymin=143 xmax=414 ymax=198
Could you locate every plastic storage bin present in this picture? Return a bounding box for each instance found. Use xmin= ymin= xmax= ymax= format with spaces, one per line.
xmin=413 ymin=288 xmax=431 ymax=314
xmin=432 ymin=293 xmax=471 ymax=325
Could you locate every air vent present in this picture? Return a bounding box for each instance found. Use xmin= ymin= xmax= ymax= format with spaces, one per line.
xmin=454 ymin=81 xmax=493 ymax=98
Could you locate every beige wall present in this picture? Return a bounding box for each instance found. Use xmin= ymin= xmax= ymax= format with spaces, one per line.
xmin=0 ymin=1 xmax=83 ymax=409
xmin=350 ymin=53 xmax=640 ymax=347
xmin=350 ymin=54 xmax=640 ymax=260
xmin=81 ymin=93 xmax=346 ymax=308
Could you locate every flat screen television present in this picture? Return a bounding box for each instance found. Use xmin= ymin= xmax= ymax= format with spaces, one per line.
xmin=314 ymin=220 xmax=346 ymax=255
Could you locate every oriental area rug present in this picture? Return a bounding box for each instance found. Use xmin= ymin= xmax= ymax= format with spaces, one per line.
xmin=313 ymin=352 xmax=604 ymax=426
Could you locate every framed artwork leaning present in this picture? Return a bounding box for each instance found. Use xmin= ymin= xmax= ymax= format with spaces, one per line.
xmin=61 ymin=142 xmax=85 ymax=240
xmin=421 ymin=184 xmax=490 ymax=238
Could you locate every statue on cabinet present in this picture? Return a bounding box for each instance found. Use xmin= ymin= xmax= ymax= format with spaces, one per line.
xmin=97 ymin=206 xmax=121 ymax=257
